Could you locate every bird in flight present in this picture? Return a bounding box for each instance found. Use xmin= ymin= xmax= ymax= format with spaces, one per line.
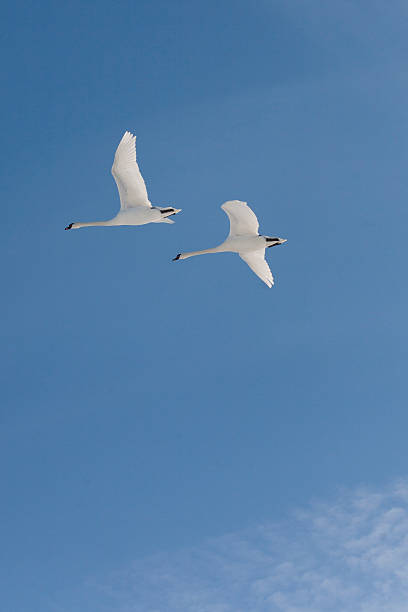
xmin=173 ymin=200 xmax=286 ymax=287
xmin=65 ymin=131 xmax=181 ymax=230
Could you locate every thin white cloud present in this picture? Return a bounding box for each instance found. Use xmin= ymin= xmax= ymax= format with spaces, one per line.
xmin=55 ymin=480 xmax=408 ymax=611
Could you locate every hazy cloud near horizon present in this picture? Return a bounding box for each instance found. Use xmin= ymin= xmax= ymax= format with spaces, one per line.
xmin=53 ymin=479 xmax=408 ymax=612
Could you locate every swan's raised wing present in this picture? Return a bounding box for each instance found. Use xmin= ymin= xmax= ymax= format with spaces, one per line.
xmin=239 ymin=250 xmax=274 ymax=288
xmin=221 ymin=200 xmax=259 ymax=237
xmin=111 ymin=131 xmax=151 ymax=209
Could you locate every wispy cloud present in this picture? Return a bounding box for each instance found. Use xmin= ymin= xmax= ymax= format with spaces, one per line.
xmin=55 ymin=480 xmax=408 ymax=611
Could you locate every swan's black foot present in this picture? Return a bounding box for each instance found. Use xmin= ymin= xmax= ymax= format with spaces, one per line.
xmin=65 ymin=223 xmax=73 ymax=230
xmin=172 ymin=254 xmax=181 ymax=261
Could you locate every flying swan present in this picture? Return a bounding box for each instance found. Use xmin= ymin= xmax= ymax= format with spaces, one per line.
xmin=65 ymin=131 xmax=181 ymax=230
xmin=173 ymin=200 xmax=286 ymax=287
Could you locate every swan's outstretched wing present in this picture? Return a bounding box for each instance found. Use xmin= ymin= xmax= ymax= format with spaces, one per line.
xmin=221 ymin=200 xmax=259 ymax=237
xmin=239 ymin=250 xmax=274 ymax=288
xmin=111 ymin=131 xmax=151 ymax=209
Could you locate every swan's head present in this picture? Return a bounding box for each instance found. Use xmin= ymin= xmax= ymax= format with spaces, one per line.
xmin=265 ymin=237 xmax=287 ymax=247
xmin=65 ymin=223 xmax=83 ymax=230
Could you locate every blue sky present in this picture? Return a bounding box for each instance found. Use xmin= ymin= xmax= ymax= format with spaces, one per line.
xmin=1 ymin=1 xmax=407 ymax=610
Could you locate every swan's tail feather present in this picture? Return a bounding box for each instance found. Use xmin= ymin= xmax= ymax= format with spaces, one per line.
xmin=152 ymin=217 xmax=175 ymax=224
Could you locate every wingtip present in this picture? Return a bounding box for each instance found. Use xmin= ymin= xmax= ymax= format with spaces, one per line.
xmin=221 ymin=199 xmax=247 ymax=208
xmin=172 ymin=253 xmax=181 ymax=261
xmin=122 ymin=130 xmax=136 ymax=141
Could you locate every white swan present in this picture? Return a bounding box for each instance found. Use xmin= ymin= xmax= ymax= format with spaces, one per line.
xmin=173 ymin=200 xmax=286 ymax=287
xmin=65 ymin=131 xmax=181 ymax=230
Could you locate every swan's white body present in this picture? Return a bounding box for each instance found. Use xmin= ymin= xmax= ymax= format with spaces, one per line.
xmin=65 ymin=131 xmax=181 ymax=230
xmin=173 ymin=200 xmax=286 ymax=288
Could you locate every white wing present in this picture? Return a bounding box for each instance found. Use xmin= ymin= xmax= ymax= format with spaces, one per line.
xmin=239 ymin=250 xmax=274 ymax=288
xmin=111 ymin=131 xmax=151 ymax=209
xmin=221 ymin=200 xmax=259 ymax=237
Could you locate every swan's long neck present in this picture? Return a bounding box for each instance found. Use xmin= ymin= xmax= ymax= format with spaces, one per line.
xmin=73 ymin=220 xmax=114 ymax=228
xmin=178 ymin=246 xmax=223 ymax=260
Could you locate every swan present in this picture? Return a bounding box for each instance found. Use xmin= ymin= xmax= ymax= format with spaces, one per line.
xmin=173 ymin=200 xmax=286 ymax=287
xmin=65 ymin=131 xmax=181 ymax=230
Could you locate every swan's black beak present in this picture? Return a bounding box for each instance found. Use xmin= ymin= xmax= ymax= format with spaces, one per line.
xmin=65 ymin=223 xmax=73 ymax=230
xmin=173 ymin=254 xmax=181 ymax=261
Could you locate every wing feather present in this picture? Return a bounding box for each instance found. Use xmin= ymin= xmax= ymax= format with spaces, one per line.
xmin=221 ymin=200 xmax=259 ymax=236
xmin=239 ymin=250 xmax=274 ymax=288
xmin=111 ymin=131 xmax=151 ymax=209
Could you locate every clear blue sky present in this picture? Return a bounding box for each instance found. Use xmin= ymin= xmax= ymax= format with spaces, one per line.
xmin=1 ymin=1 xmax=407 ymax=611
